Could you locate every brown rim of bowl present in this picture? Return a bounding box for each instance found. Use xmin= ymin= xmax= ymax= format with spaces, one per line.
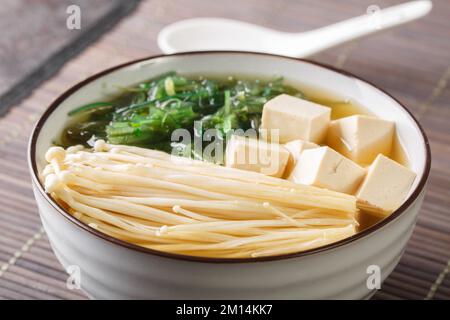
xmin=28 ymin=51 xmax=431 ymax=264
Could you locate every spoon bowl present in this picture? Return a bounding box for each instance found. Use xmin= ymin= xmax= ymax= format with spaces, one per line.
xmin=158 ymin=18 xmax=285 ymax=54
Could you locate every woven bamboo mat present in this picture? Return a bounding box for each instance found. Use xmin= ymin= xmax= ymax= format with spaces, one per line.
xmin=0 ymin=0 xmax=140 ymax=116
xmin=0 ymin=0 xmax=449 ymax=300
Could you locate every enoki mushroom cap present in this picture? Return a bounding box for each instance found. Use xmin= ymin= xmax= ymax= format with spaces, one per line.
xmin=42 ymin=164 xmax=54 ymax=176
xmin=44 ymin=173 xmax=61 ymax=193
xmin=94 ymin=139 xmax=107 ymax=152
xmin=45 ymin=146 xmax=66 ymax=162
xmin=67 ymin=145 xmax=84 ymax=154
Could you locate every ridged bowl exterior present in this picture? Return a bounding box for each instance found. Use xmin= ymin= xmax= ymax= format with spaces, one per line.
xmin=33 ymin=184 xmax=425 ymax=299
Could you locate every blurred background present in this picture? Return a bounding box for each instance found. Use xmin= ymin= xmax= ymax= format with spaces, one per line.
xmin=0 ymin=0 xmax=449 ymax=299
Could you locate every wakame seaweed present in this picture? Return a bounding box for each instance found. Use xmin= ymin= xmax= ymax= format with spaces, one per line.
xmin=60 ymin=72 xmax=305 ymax=158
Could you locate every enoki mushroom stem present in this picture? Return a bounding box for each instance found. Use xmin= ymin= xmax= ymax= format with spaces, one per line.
xmin=41 ymin=142 xmax=358 ymax=258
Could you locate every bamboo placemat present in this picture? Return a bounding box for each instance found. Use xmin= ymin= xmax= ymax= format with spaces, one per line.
xmin=0 ymin=0 xmax=140 ymax=116
xmin=0 ymin=0 xmax=449 ymax=300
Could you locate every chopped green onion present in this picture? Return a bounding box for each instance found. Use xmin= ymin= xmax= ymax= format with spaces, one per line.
xmin=164 ymin=77 xmax=176 ymax=96
xmin=68 ymin=102 xmax=112 ymax=116
xmin=223 ymin=90 xmax=231 ymax=114
xmin=62 ymin=73 xmax=306 ymax=153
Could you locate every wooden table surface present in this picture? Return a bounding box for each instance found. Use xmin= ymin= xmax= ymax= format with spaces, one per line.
xmin=0 ymin=0 xmax=449 ymax=300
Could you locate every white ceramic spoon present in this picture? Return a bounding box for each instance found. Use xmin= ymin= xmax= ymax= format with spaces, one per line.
xmin=158 ymin=0 xmax=432 ymax=57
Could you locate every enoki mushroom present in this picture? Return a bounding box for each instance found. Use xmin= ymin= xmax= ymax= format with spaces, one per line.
xmin=41 ymin=141 xmax=358 ymax=258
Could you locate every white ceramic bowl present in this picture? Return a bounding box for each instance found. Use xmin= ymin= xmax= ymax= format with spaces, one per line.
xmin=28 ymin=52 xmax=430 ymax=299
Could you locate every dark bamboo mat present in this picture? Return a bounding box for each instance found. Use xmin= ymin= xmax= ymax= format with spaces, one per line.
xmin=0 ymin=0 xmax=140 ymax=116
xmin=0 ymin=0 xmax=449 ymax=300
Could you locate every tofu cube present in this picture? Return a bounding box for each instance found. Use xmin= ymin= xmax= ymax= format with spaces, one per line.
xmin=327 ymin=115 xmax=395 ymax=165
xmin=225 ymin=135 xmax=290 ymax=177
xmin=356 ymin=154 xmax=416 ymax=212
xmin=260 ymin=94 xmax=331 ymax=144
xmin=283 ymin=139 xmax=319 ymax=177
xmin=289 ymin=146 xmax=366 ymax=194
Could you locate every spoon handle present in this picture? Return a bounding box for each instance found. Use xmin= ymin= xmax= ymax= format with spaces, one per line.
xmin=294 ymin=0 xmax=432 ymax=57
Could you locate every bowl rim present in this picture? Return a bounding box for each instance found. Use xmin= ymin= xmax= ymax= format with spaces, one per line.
xmin=28 ymin=51 xmax=431 ymax=264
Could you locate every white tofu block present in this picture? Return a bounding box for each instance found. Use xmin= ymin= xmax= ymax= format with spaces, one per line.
xmin=260 ymin=94 xmax=331 ymax=144
xmin=356 ymin=154 xmax=416 ymax=212
xmin=327 ymin=115 xmax=395 ymax=165
xmin=283 ymin=139 xmax=319 ymax=178
xmin=225 ymin=135 xmax=290 ymax=178
xmin=289 ymin=146 xmax=366 ymax=194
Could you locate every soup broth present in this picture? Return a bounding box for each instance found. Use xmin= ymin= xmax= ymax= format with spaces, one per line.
xmin=48 ymin=73 xmax=414 ymax=257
